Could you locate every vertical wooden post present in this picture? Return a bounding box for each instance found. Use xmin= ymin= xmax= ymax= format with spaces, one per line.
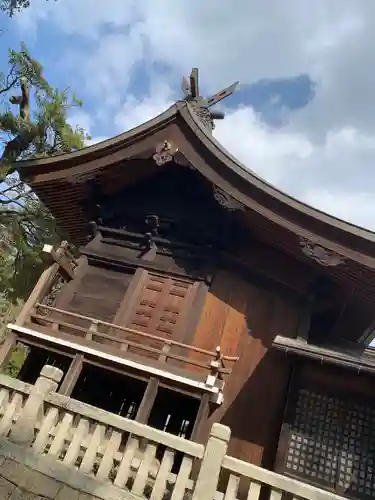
xmin=158 ymin=342 xmax=171 ymax=363
xmin=297 ymin=277 xmax=317 ymax=342
xmin=86 ymin=320 xmax=98 ymax=341
xmin=15 ymin=263 xmax=59 ymax=327
xmin=190 ymin=392 xmax=210 ymax=442
xmin=135 ymin=377 xmax=159 ymax=424
xmin=192 ymin=423 xmax=231 ymax=500
xmin=58 ymin=354 xmax=84 ymax=396
xmin=113 ymin=268 xmax=149 ymax=327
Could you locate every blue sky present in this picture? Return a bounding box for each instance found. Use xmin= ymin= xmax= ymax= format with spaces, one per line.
xmin=2 ymin=1 xmax=375 ymax=231
xmin=0 ymin=11 xmax=315 ymax=139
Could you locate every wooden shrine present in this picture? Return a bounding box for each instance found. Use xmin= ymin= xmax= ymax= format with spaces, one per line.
xmin=4 ymin=69 xmax=375 ymax=499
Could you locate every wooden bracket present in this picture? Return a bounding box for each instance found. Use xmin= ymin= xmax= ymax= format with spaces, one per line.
xmin=42 ymin=241 xmax=77 ymax=279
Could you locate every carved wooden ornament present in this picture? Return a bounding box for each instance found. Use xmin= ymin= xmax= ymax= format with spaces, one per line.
xmin=213 ymin=186 xmax=245 ymax=212
xmin=300 ymin=237 xmax=345 ymax=267
xmin=153 ymin=141 xmax=178 ymax=166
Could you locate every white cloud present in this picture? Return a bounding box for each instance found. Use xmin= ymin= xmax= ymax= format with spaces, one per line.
xmin=215 ymin=107 xmax=314 ymax=186
xmin=14 ymin=0 xmax=375 ymax=230
xmin=67 ymin=110 xmax=107 ymax=146
xmin=114 ymin=81 xmax=173 ymax=132
xmin=15 ymin=0 xmax=140 ymax=38
xmin=67 ymin=110 xmax=93 ymax=134
xmin=81 ymin=31 xmax=144 ymax=101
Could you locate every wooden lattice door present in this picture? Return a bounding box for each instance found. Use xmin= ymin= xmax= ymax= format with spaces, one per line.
xmin=119 ymin=270 xmax=200 ymax=359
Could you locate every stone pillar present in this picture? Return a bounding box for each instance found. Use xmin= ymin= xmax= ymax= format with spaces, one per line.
xmin=9 ymin=364 xmax=63 ymax=446
xmin=192 ymin=423 xmax=231 ymax=500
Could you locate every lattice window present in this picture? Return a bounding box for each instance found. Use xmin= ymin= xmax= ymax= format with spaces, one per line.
xmin=285 ymin=388 xmax=375 ymax=499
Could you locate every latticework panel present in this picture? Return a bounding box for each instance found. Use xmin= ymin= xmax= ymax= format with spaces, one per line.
xmin=38 ymin=272 xmax=67 ymax=313
xmin=285 ymin=387 xmax=375 ymax=499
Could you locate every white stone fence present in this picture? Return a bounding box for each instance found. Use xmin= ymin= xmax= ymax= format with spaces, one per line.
xmin=0 ymin=365 xmax=346 ymax=500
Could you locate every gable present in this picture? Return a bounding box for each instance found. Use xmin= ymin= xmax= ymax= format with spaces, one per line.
xmin=87 ymin=162 xmax=248 ymax=252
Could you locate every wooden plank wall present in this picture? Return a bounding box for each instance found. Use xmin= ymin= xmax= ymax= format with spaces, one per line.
xmin=190 ymin=269 xmax=300 ymax=468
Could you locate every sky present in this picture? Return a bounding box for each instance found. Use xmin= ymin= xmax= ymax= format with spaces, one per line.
xmin=1 ymin=1 xmax=375 ymax=231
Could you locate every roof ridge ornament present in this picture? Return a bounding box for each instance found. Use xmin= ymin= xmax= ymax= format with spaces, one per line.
xmin=181 ymin=68 xmax=239 ymax=132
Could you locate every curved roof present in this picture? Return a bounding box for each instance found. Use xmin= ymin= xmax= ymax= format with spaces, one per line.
xmin=17 ymin=100 xmax=375 ymax=268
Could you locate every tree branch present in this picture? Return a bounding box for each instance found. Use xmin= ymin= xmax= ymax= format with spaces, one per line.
xmin=0 ymin=181 xmax=23 ymax=195
xmin=0 ymin=126 xmax=38 ymax=167
xmin=0 ymin=64 xmax=18 ymax=95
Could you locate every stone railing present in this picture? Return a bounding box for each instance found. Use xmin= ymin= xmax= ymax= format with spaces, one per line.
xmin=0 ymin=366 xmax=346 ymax=500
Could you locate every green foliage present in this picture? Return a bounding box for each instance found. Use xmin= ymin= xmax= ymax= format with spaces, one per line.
xmin=0 ymin=43 xmax=90 ymax=169
xmin=1 ymin=0 xmax=55 ymax=17
xmin=0 ymin=294 xmax=22 ymax=341
xmin=2 ymin=343 xmax=28 ymax=377
xmin=32 ymin=88 xmax=88 ymax=157
xmin=0 ymin=42 xmax=89 ymax=303
xmin=0 ymin=178 xmax=60 ymax=301
xmin=0 ymin=0 xmax=75 ymax=380
xmin=0 ymin=295 xmax=27 ymax=377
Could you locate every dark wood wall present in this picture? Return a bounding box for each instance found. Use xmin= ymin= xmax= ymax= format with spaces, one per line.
xmin=48 ymin=244 xmax=301 ymax=469
xmin=35 ymin=163 xmax=334 ymax=469
xmin=52 ymin=258 xmax=205 ymax=354
xmin=190 ymin=269 xmax=299 ymax=467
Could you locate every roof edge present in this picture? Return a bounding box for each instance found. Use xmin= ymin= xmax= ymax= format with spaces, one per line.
xmin=17 ymin=103 xmax=179 ymax=172
xmin=180 ymin=102 xmax=375 ymax=245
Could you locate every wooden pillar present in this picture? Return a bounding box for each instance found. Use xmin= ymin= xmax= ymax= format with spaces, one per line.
xmin=135 ymin=377 xmax=159 ymax=424
xmin=58 ymin=354 xmax=84 ymax=396
xmin=190 ymin=392 xmax=210 ymax=442
xmin=297 ymin=278 xmax=316 ymax=342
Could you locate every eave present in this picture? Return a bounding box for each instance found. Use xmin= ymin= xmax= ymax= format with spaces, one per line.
xmin=273 ymin=335 xmax=375 ymax=375
xmin=15 ymin=100 xmax=375 ymax=343
xmin=17 ymin=100 xmax=375 ymax=253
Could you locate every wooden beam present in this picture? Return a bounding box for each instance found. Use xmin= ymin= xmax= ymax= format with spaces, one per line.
xmin=16 ymin=263 xmax=59 ymax=326
xmin=135 ymin=377 xmax=159 ymax=424
xmin=9 ymin=323 xmax=222 ymax=395
xmin=58 ymin=354 xmax=84 ymax=396
xmin=190 ymin=392 xmax=210 ymax=442
xmin=113 ymin=268 xmax=149 ymax=327
xmin=190 ymin=68 xmax=199 ymax=98
xmin=81 ymin=248 xmax=209 ymax=282
xmin=296 ymin=292 xmax=315 ymax=342
xmin=273 ymin=335 xmax=375 ymax=375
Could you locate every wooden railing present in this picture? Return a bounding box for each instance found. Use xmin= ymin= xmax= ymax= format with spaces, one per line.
xmin=0 ymin=365 xmax=347 ymax=500
xmin=29 ymin=302 xmax=236 ymax=381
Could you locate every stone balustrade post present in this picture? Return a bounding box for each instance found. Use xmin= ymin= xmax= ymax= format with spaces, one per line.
xmin=9 ymin=364 xmax=64 ymax=446
xmin=192 ymin=423 xmax=231 ymax=500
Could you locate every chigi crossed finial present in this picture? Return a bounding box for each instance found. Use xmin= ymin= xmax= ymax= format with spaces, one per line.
xmin=181 ymin=68 xmax=239 ymax=132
